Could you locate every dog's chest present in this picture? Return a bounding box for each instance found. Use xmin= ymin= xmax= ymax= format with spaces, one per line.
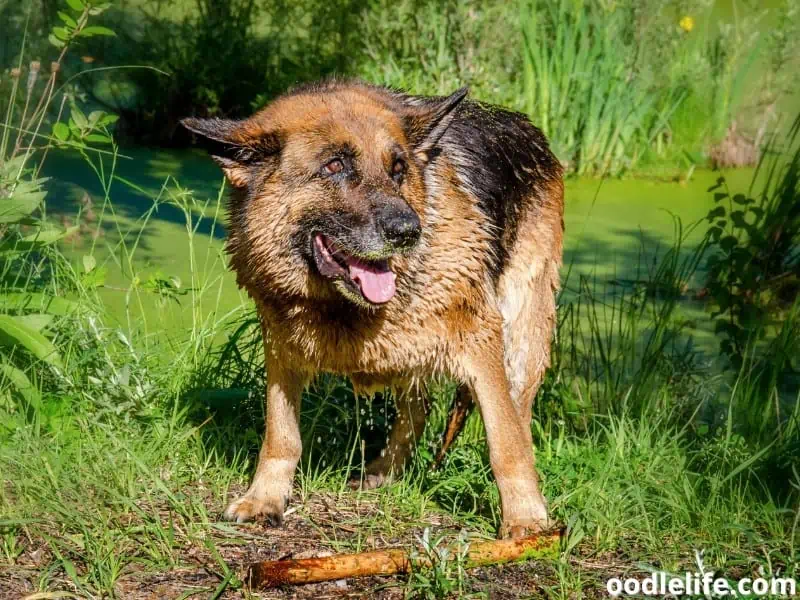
xmin=263 ymin=303 xmax=456 ymax=376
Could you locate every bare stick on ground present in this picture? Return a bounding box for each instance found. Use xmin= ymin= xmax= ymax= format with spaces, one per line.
xmin=247 ymin=528 xmax=563 ymax=589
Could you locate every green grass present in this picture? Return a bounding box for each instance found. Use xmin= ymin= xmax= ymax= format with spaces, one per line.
xmin=3 ymin=396 xmax=795 ymax=597
xmin=519 ymin=0 xmax=685 ymax=176
xmin=1 ymin=315 xmax=796 ymax=596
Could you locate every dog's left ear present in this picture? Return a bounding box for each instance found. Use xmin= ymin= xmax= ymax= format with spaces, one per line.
xmin=181 ymin=117 xmax=281 ymax=188
xmin=402 ymin=87 xmax=468 ymax=164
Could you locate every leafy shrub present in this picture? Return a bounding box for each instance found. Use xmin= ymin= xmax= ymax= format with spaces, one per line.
xmin=0 ymin=0 xmax=117 ymax=415
xmin=703 ymin=115 xmax=800 ymax=367
xmin=17 ymin=0 xmax=791 ymax=173
xmin=85 ymin=0 xmax=363 ymax=145
xmin=700 ymin=115 xmax=800 ymax=453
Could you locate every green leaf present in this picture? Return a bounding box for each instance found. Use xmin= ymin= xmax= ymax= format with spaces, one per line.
xmin=0 ymin=156 xmax=27 ymax=178
xmin=14 ymin=314 xmax=54 ymax=333
xmin=719 ymin=235 xmax=739 ymax=252
xmin=0 ymin=315 xmax=63 ymax=369
xmin=53 ymin=122 xmax=70 ymax=141
xmin=53 ymin=26 xmax=70 ymax=41
xmin=732 ymin=194 xmax=751 ymax=205
xmin=8 ymin=178 xmax=49 ymax=196
xmin=57 ymin=11 xmax=78 ymax=27
xmin=48 ymin=33 xmax=66 ymax=48
xmin=81 ymin=265 xmax=106 ymax=288
xmin=0 ymin=293 xmax=80 ymax=316
xmin=29 ymin=225 xmax=79 ymax=243
xmin=0 ymin=226 xmax=78 ymax=253
xmin=0 ymin=191 xmax=46 ymax=223
xmin=88 ymin=3 xmax=112 ymax=16
xmin=730 ymin=211 xmax=747 ymax=227
xmin=79 ymin=26 xmax=116 ymax=37
xmin=0 ymin=362 xmax=41 ymax=411
xmin=86 ymin=133 xmax=111 ymax=144
xmin=70 ymin=104 xmax=88 ymax=129
xmin=82 ymin=255 xmax=96 ymax=273
xmin=65 ymin=0 xmax=85 ymax=10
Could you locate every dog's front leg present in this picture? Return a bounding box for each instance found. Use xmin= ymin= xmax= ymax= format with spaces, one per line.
xmin=460 ymin=340 xmax=550 ymax=538
xmin=224 ymin=350 xmax=307 ymax=525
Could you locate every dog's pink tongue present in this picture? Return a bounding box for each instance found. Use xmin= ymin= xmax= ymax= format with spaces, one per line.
xmin=348 ymin=259 xmax=396 ymax=303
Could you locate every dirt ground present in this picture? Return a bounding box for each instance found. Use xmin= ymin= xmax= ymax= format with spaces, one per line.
xmin=1 ymin=490 xmax=625 ymax=599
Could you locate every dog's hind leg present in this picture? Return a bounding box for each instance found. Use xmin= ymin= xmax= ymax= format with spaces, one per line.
xmin=432 ymin=274 xmax=559 ymax=469
xmin=432 ymin=384 xmax=474 ymax=468
xmin=499 ymin=256 xmax=560 ymax=446
xmin=348 ymin=380 xmax=428 ymax=490
xmin=497 ymin=197 xmax=562 ymax=448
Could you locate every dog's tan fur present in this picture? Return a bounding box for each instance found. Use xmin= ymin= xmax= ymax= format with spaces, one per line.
xmin=183 ymin=80 xmax=563 ymax=538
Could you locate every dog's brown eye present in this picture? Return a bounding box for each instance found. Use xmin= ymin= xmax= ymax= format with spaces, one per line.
xmin=391 ymin=159 xmax=406 ymax=180
xmin=323 ymin=159 xmax=344 ymax=176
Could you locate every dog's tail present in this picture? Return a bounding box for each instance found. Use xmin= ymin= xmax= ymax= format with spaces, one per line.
xmin=432 ymin=384 xmax=474 ymax=468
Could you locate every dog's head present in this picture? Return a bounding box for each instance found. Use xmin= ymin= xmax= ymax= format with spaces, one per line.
xmin=182 ymin=82 xmax=467 ymax=309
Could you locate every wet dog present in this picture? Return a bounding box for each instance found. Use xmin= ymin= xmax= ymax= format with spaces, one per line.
xmin=182 ymin=79 xmax=563 ymax=537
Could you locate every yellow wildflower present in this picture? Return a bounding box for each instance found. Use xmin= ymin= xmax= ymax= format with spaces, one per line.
xmin=679 ymin=15 xmax=695 ymax=33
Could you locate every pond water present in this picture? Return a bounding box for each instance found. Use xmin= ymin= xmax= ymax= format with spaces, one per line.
xmin=42 ymin=147 xmax=758 ymax=354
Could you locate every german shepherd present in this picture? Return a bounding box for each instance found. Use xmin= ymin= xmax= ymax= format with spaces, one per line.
xmin=182 ymin=79 xmax=563 ymax=538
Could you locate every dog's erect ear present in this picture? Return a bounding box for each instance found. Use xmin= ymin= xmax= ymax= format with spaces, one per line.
xmin=181 ymin=117 xmax=281 ymax=188
xmin=402 ymin=87 xmax=468 ymax=164
xmin=181 ymin=117 xmax=242 ymax=146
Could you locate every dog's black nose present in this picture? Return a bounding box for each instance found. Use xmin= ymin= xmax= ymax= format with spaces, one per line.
xmin=379 ymin=208 xmax=421 ymax=249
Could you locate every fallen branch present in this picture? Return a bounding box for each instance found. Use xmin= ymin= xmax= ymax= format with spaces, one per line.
xmin=247 ymin=528 xmax=563 ymax=589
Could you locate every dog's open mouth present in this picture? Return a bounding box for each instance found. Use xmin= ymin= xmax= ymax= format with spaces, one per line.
xmin=312 ymin=234 xmax=397 ymax=304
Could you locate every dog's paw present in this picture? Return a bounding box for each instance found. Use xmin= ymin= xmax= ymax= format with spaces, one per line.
xmin=347 ymin=472 xmax=386 ymax=491
xmin=498 ymin=518 xmax=551 ymax=539
xmin=223 ymin=495 xmax=285 ymax=526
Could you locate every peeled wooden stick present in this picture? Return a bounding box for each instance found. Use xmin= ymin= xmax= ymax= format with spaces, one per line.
xmin=247 ymin=528 xmax=562 ymax=589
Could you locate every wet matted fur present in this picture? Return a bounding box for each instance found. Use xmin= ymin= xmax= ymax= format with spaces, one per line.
xmin=182 ymin=79 xmax=564 ymax=538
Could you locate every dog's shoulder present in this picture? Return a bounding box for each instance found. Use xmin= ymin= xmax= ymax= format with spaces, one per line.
xmin=439 ymin=100 xmax=562 ymax=278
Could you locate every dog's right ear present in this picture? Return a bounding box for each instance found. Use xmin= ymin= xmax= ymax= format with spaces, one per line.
xmin=181 ymin=118 xmax=281 ymax=188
